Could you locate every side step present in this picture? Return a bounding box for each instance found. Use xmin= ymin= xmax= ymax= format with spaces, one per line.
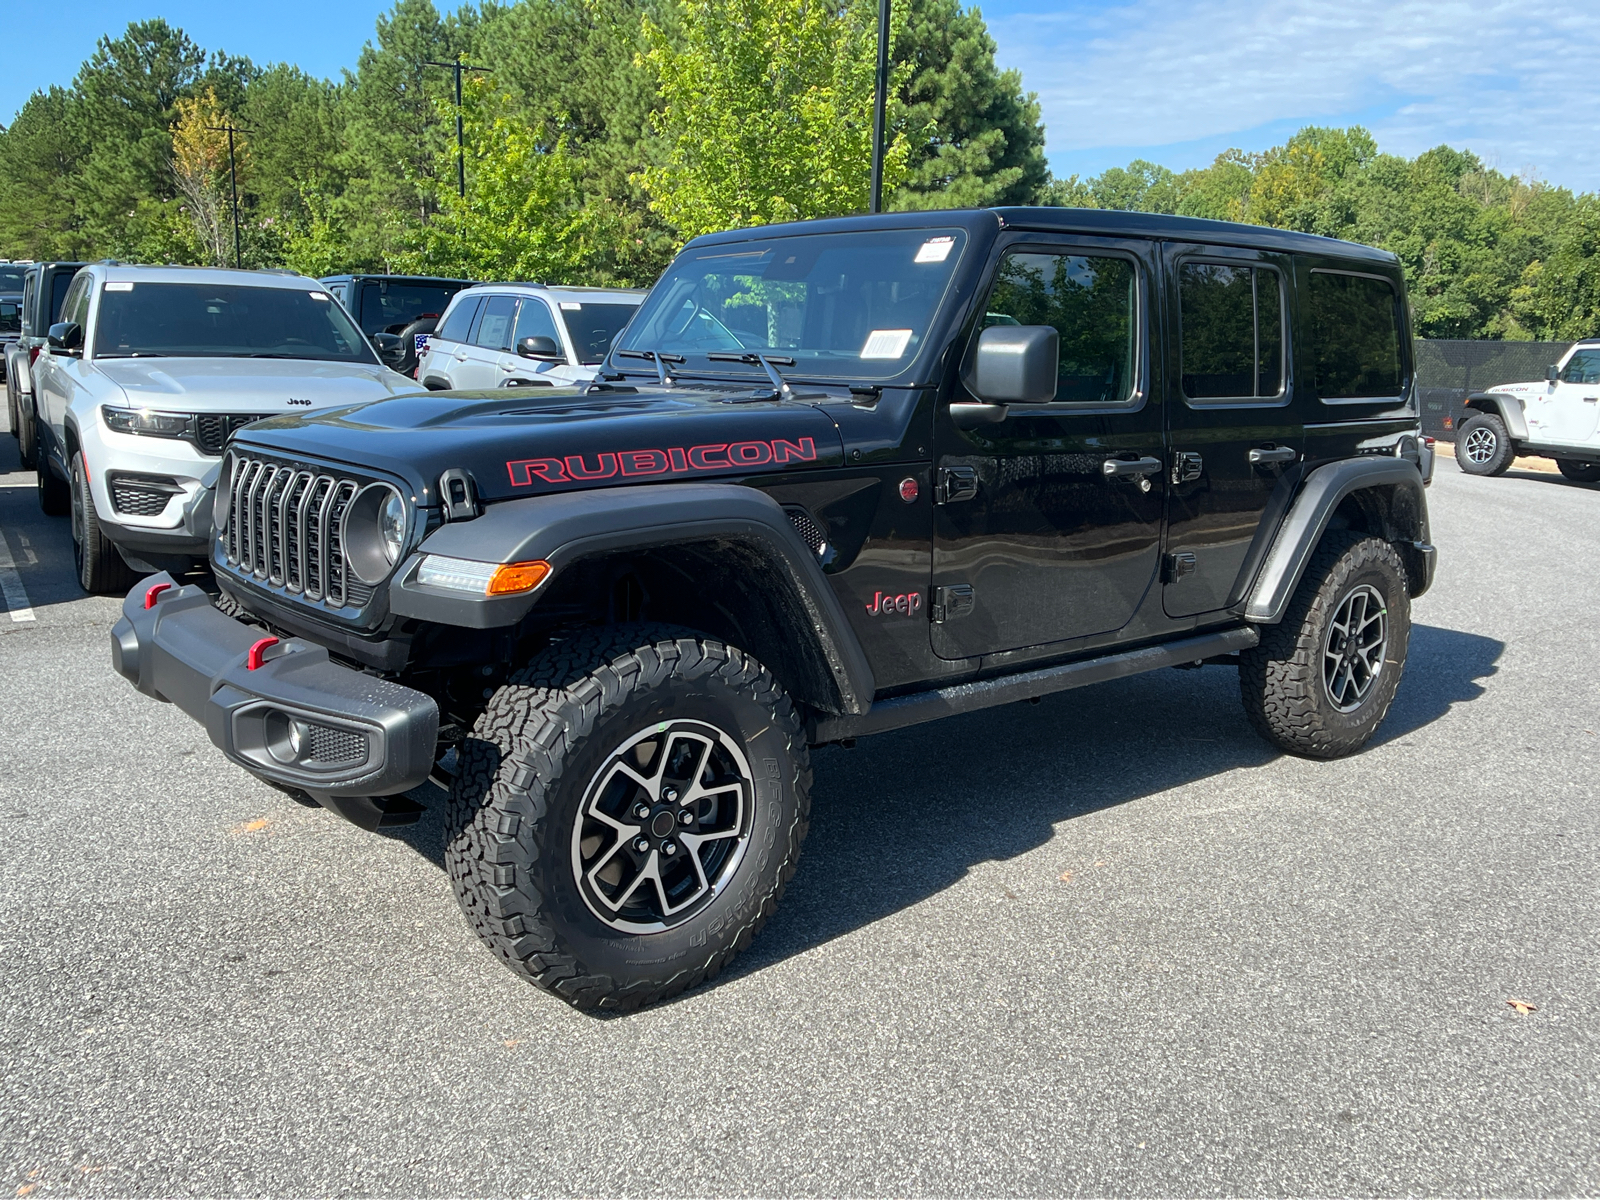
xmin=809 ymin=626 xmax=1260 ymax=745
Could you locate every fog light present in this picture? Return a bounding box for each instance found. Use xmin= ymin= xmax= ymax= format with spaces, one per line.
xmin=263 ymin=710 xmax=310 ymax=764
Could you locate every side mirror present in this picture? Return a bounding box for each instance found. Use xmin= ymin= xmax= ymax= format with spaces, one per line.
xmin=971 ymin=325 xmax=1059 ymax=404
xmin=1547 ymin=363 xmax=1561 ymax=383
xmin=370 ymin=332 xmax=407 ymax=366
xmin=517 ymin=335 xmax=563 ymax=362
xmin=47 ymin=321 xmax=82 ymax=353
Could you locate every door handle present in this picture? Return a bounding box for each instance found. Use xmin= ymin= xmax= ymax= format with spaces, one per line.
xmin=1249 ymin=446 xmax=1297 ymax=464
xmin=1101 ymin=456 xmax=1162 ymax=478
xmin=1583 ymin=396 xmax=1598 ymax=402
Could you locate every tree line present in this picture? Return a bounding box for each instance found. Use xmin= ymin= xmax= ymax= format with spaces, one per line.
xmin=1 ymin=1 xmax=1596 ymax=342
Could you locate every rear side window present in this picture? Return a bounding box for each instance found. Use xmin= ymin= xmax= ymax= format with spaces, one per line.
xmin=21 ymin=276 xmax=36 ymax=334
xmin=473 ymin=295 xmax=518 ymax=351
xmin=1307 ymin=271 xmax=1404 ymax=400
xmin=1179 ymin=263 xmax=1283 ymax=401
xmin=434 ymin=296 xmax=481 ymax=344
xmin=50 ymin=272 xmax=76 ymax=324
xmin=357 ymin=281 xmax=463 ymax=334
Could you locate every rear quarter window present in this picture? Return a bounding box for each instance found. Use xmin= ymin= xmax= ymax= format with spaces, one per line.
xmin=1307 ymin=270 xmax=1405 ymax=401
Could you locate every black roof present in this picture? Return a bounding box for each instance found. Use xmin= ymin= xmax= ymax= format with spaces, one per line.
xmin=686 ymin=206 xmax=1397 ymax=265
xmin=319 ymin=274 xmax=475 ymax=285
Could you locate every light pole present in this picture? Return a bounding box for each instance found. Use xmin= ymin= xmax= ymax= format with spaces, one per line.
xmin=422 ymin=55 xmax=489 ymax=198
xmin=869 ymin=0 xmax=890 ymax=214
xmin=206 ymin=122 xmax=248 ymax=269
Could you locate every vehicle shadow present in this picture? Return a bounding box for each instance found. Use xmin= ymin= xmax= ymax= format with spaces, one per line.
xmin=381 ymin=624 xmax=1503 ymax=1001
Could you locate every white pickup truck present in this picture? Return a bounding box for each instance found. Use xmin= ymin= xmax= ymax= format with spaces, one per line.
xmin=1456 ymin=340 xmax=1600 ymax=482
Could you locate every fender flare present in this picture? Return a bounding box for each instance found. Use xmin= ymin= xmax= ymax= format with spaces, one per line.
xmin=1239 ymin=457 xmax=1431 ymax=624
xmin=1464 ymin=391 xmax=1529 ymax=441
xmin=389 ymin=481 xmax=877 ymax=715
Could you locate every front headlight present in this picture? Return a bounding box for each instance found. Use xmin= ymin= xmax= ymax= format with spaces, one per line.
xmin=415 ymin=555 xmax=551 ymax=596
xmin=102 ymin=406 xmax=194 ymax=439
xmin=341 ymin=483 xmax=408 ymax=586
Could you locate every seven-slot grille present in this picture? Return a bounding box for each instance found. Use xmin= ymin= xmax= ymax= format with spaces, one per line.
xmin=196 ymin=414 xmax=269 ymax=455
xmin=223 ymin=456 xmax=372 ymax=608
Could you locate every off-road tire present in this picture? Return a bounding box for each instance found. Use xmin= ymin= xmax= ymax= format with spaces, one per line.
xmin=37 ymin=456 xmax=69 ymax=516
xmin=1555 ymin=458 xmax=1600 ymax=484
xmin=1240 ymin=532 xmax=1411 ymax=759
xmin=71 ymin=451 xmax=137 ymax=594
xmin=1455 ymin=413 xmax=1514 ymax=476
xmin=446 ymin=624 xmax=811 ymax=1011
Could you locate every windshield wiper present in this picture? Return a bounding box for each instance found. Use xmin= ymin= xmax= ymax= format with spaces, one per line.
xmin=615 ymin=348 xmax=685 ymax=386
xmin=707 ymin=352 xmax=798 ymax=401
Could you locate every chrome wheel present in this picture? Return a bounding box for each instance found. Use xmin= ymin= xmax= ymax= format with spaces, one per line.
xmin=571 ymin=718 xmax=755 ymax=934
xmin=1461 ymin=426 xmax=1498 ymax=465
xmin=1322 ymin=584 xmax=1387 ymax=712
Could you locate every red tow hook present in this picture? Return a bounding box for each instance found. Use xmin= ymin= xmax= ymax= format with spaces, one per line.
xmin=143 ymin=582 xmax=172 ymax=609
xmin=246 ymin=636 xmax=280 ymax=671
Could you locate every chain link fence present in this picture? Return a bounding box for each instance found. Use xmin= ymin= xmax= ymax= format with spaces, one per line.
xmin=1414 ymin=339 xmax=1571 ymax=441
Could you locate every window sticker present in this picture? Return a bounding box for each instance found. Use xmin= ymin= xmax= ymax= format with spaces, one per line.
xmin=309 ymin=291 xmax=330 ymax=301
xmin=914 ymin=236 xmax=955 ymax=264
xmin=104 ymin=281 xmax=134 ymax=292
xmin=860 ymin=329 xmax=913 ymax=359
xmin=560 ymin=302 xmax=582 ymax=311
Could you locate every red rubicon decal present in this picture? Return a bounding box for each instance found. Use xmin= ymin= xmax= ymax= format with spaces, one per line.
xmin=507 ymin=437 xmax=817 ymax=487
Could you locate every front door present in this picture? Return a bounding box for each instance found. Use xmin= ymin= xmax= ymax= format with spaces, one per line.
xmin=1535 ymin=347 xmax=1600 ymax=446
xmin=1161 ymin=243 xmax=1302 ymax=617
xmin=931 ymin=234 xmax=1166 ymax=660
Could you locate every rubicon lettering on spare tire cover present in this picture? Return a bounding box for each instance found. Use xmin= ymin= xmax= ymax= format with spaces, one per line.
xmin=507 ymin=437 xmax=818 ymax=486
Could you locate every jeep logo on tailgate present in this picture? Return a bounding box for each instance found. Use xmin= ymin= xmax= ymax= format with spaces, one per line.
xmin=507 ymin=437 xmax=818 ymax=486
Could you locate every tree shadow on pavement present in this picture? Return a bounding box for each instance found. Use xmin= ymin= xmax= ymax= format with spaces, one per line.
xmin=380 ymin=624 xmax=1502 ymax=996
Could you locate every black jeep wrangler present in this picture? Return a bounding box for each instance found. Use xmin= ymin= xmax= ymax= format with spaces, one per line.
xmin=112 ymin=209 xmax=1436 ymax=1010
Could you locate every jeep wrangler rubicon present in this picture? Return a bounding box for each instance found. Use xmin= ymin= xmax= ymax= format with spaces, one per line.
xmin=111 ymin=209 xmax=1436 ymax=1011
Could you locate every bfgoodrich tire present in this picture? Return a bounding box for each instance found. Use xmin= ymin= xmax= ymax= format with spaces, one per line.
xmin=1240 ymin=532 xmax=1411 ymax=760
xmin=1555 ymin=458 xmax=1600 ymax=483
xmin=446 ymin=624 xmax=811 ymax=1011
xmin=1455 ymin=413 xmax=1514 ymax=476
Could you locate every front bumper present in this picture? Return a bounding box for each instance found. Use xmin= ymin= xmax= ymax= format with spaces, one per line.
xmin=110 ymin=574 xmax=439 ymax=821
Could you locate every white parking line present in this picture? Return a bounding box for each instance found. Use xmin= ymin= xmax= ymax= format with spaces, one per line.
xmin=0 ymin=529 xmax=38 ymax=622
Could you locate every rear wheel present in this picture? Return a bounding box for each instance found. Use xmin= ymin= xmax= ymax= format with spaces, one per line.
xmin=1555 ymin=458 xmax=1600 ymax=483
xmin=1455 ymin=413 xmax=1514 ymax=476
xmin=446 ymin=624 xmax=810 ymax=1011
xmin=16 ymin=394 xmax=37 ymax=470
xmin=1240 ymin=532 xmax=1411 ymax=759
xmin=70 ymin=451 xmax=137 ymax=594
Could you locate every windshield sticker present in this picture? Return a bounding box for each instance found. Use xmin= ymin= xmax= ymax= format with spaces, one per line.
xmin=507 ymin=437 xmax=818 ymax=487
xmin=914 ymin=236 xmax=955 ymax=264
xmin=308 ymin=291 xmax=330 ymax=301
xmin=104 ymin=281 xmax=134 ymax=292
xmin=560 ymin=302 xmax=582 ymax=311
xmin=860 ymin=329 xmax=912 ymax=359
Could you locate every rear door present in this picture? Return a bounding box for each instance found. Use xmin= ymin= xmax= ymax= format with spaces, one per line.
xmin=453 ymin=294 xmax=517 ymax=390
xmin=1161 ymin=243 xmax=1302 ymax=618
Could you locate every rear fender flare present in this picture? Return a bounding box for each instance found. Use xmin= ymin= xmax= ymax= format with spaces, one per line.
xmin=1239 ymin=457 xmax=1432 ymax=623
xmin=390 ymin=482 xmax=877 ymax=716
xmin=1465 ymin=391 xmax=1529 ymax=442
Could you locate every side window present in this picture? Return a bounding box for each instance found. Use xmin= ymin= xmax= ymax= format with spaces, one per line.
xmin=1307 ymin=270 xmax=1404 ymax=400
xmin=21 ymin=276 xmax=36 ymax=335
xmin=1179 ymin=263 xmax=1283 ymax=401
xmin=1558 ymin=350 xmax=1600 ymax=385
xmin=61 ymin=277 xmax=90 ymax=327
xmin=472 ymin=295 xmax=517 ymax=351
xmin=512 ymin=298 xmax=561 ymax=350
xmin=979 ymin=250 xmax=1138 ymax=404
xmin=434 ymin=296 xmax=481 ymax=344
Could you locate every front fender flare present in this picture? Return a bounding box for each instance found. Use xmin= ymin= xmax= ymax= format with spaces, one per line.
xmin=390 ymin=482 xmax=877 ymax=715
xmin=1240 ymin=457 xmax=1432 ymax=623
xmin=1465 ymin=391 xmax=1530 ymax=441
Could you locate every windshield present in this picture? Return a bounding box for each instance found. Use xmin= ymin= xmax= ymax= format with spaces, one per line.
xmin=93 ymin=282 xmax=377 ymax=363
xmin=0 ymin=298 xmax=19 ymax=335
xmin=615 ymin=228 xmax=968 ymax=380
xmin=0 ymin=267 xmax=25 ymax=293
xmin=560 ymin=302 xmax=639 ymax=364
xmin=357 ymin=281 xmax=464 ymax=335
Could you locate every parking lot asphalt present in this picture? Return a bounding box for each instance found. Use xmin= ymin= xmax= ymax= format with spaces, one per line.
xmin=0 ymin=423 xmax=1596 ymax=1198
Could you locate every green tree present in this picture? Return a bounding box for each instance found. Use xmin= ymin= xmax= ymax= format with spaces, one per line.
xmin=0 ymin=87 xmax=88 ymax=258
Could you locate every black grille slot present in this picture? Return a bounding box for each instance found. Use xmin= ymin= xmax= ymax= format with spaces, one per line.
xmin=196 ymin=413 xmax=269 ymax=456
xmin=306 ymin=723 xmax=367 ymax=766
xmin=109 ymin=474 xmax=180 ymax=517
xmin=784 ymin=506 xmax=827 ymax=556
xmin=223 ymin=455 xmax=383 ymax=611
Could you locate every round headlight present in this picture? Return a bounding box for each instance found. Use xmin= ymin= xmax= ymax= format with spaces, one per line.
xmin=341 ymin=483 xmax=408 ymax=586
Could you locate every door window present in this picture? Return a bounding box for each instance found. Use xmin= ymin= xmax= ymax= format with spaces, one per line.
xmin=1307 ymin=271 xmax=1404 ymax=401
xmin=978 ymin=251 xmax=1138 ymax=405
xmin=1558 ymin=350 xmax=1600 ymax=384
xmin=434 ymin=296 xmax=481 ymax=344
xmin=472 ymin=295 xmax=517 ymax=352
xmin=60 ymin=276 xmax=90 ymax=327
xmin=512 ymin=298 xmax=561 ymax=349
xmin=1179 ymin=263 xmax=1283 ymax=401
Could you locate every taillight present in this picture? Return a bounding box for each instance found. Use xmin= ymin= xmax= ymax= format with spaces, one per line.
xmin=28 ymin=346 xmax=40 ymax=367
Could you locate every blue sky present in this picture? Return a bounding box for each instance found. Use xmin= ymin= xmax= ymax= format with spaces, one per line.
xmin=6 ymin=0 xmax=1600 ymax=192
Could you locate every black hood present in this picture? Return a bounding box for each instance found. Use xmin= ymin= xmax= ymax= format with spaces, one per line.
xmin=231 ymin=384 xmax=847 ymax=507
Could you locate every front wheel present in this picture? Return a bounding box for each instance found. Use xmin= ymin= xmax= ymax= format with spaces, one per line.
xmin=70 ymin=452 xmax=137 ymax=594
xmin=446 ymin=624 xmax=811 ymax=1011
xmin=1455 ymin=413 xmax=1514 ymax=476
xmin=1556 ymin=458 xmax=1600 ymax=483
xmin=1240 ymin=532 xmax=1411 ymax=759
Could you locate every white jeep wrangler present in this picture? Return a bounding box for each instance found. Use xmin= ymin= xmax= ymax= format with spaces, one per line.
xmin=1456 ymin=340 xmax=1600 ymax=482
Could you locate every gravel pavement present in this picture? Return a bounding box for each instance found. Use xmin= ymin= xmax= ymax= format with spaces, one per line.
xmin=1 ymin=426 xmax=1596 ymax=1197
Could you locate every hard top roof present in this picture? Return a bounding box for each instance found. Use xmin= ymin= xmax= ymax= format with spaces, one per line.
xmin=319 ymin=273 xmax=474 ymax=285
xmin=458 ymin=282 xmax=647 ymax=300
xmin=93 ymin=263 xmax=323 ymax=288
xmin=684 ymin=206 xmax=1398 ymax=266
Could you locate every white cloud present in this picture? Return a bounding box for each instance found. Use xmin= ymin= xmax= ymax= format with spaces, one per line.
xmin=989 ymin=0 xmax=1600 ymax=189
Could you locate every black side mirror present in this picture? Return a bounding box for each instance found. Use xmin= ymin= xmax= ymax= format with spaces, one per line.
xmin=1547 ymin=364 xmax=1561 ymax=383
xmin=370 ymin=332 xmax=406 ymax=366
xmin=517 ymin=335 xmax=563 ymax=361
xmin=971 ymin=325 xmax=1059 ymax=404
xmin=47 ymin=321 xmax=82 ymax=353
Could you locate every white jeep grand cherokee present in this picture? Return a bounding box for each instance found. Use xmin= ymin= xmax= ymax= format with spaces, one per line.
xmin=32 ymin=264 xmax=420 ymax=592
xmin=1456 ymin=339 xmax=1600 ymax=482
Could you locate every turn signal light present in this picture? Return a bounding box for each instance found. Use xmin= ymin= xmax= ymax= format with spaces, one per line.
xmin=487 ymin=560 xmax=551 ymax=596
